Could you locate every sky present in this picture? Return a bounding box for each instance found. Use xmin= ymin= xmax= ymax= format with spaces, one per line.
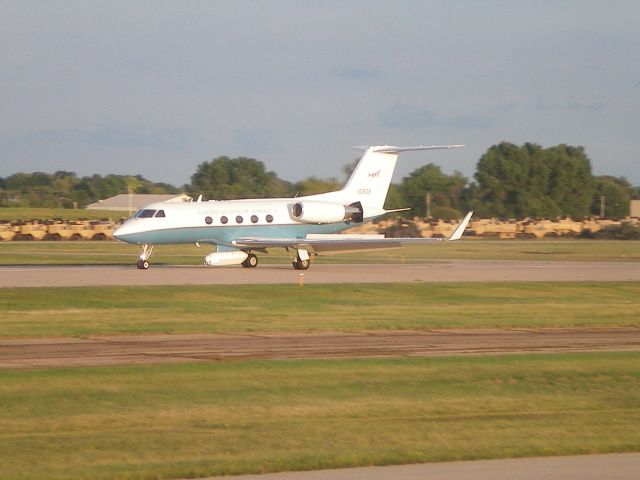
xmin=1 ymin=0 xmax=639 ymax=188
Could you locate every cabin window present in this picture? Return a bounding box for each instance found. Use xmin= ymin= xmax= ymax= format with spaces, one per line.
xmin=250 ymin=215 xmax=258 ymax=223
xmin=205 ymin=216 xmax=212 ymax=225
xmin=266 ymin=214 xmax=274 ymax=223
xmin=155 ymin=210 xmax=166 ymax=218
xmin=136 ymin=209 xmax=156 ymax=218
xmin=236 ymin=215 xmax=244 ymax=224
xmin=220 ymin=216 xmax=228 ymax=224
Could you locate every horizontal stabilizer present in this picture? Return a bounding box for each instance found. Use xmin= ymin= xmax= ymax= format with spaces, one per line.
xmin=353 ymin=144 xmax=464 ymax=153
xmin=384 ymin=207 xmax=411 ymax=214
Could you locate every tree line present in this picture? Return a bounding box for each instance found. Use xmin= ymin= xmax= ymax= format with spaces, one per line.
xmin=1 ymin=142 xmax=638 ymax=218
xmin=0 ymin=171 xmax=180 ymax=209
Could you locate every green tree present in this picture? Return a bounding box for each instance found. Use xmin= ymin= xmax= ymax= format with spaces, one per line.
xmin=0 ymin=171 xmax=179 ymax=208
xmin=2 ymin=172 xmax=61 ymax=207
xmin=592 ymin=176 xmax=631 ymax=218
xmin=398 ymin=163 xmax=467 ymax=218
xmin=188 ymin=156 xmax=291 ymax=199
xmin=292 ymin=176 xmax=341 ymax=196
xmin=546 ymin=145 xmax=594 ymax=217
xmin=383 ymin=183 xmax=406 ymax=211
xmin=473 ymin=142 xmax=595 ymax=218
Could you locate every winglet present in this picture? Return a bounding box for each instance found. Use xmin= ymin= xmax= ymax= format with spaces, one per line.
xmin=448 ymin=211 xmax=473 ymax=241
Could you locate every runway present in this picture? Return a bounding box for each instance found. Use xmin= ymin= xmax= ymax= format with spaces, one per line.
xmin=196 ymin=453 xmax=640 ymax=480
xmin=1 ymin=260 xmax=639 ymax=287
xmin=2 ymin=327 xmax=638 ymax=369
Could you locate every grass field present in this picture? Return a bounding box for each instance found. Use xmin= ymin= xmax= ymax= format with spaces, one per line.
xmin=1 ymin=353 xmax=638 ymax=480
xmin=2 ymin=236 xmax=638 ymax=479
xmin=0 ymin=282 xmax=638 ymax=338
xmin=0 ymin=239 xmax=639 ymax=266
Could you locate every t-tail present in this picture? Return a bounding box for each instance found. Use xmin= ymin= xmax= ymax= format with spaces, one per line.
xmin=312 ymin=144 xmax=464 ymax=218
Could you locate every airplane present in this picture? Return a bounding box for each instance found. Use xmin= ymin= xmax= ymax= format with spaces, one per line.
xmin=113 ymin=145 xmax=473 ymax=270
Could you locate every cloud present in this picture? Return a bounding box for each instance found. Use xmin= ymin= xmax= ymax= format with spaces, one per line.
xmin=565 ymin=97 xmax=604 ymax=112
xmin=81 ymin=124 xmax=189 ymax=150
xmin=330 ymin=66 xmax=381 ymax=80
xmin=535 ymin=96 xmax=604 ymax=113
xmin=379 ymin=103 xmax=497 ymax=130
xmin=8 ymin=124 xmax=189 ymax=152
xmin=233 ymin=128 xmax=281 ymax=156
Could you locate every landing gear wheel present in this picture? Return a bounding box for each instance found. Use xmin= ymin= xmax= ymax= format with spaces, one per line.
xmin=242 ymin=253 xmax=258 ymax=268
xmin=137 ymin=259 xmax=150 ymax=270
xmin=136 ymin=244 xmax=154 ymax=270
xmin=293 ymin=258 xmax=310 ymax=270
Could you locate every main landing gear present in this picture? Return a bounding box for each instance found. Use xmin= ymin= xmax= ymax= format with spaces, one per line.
xmin=136 ymin=244 xmax=154 ymax=269
xmin=241 ymin=253 xmax=258 ymax=268
xmin=292 ymin=258 xmax=310 ymax=270
xmin=292 ymin=249 xmax=310 ymax=270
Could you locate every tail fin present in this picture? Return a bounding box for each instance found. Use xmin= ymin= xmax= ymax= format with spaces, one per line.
xmin=341 ymin=144 xmax=465 ymax=210
xmin=341 ymin=146 xmax=400 ymax=210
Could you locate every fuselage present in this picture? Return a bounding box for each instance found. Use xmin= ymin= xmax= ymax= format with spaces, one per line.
xmin=112 ymin=144 xmax=465 ymax=269
xmin=113 ymin=197 xmax=374 ymax=246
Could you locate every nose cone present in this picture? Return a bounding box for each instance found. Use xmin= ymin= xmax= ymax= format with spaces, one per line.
xmin=113 ymin=222 xmax=137 ymax=243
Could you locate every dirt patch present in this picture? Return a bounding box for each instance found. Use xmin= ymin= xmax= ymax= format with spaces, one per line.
xmin=1 ymin=328 xmax=639 ymax=370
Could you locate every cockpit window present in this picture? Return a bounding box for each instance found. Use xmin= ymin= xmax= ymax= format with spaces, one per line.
xmin=154 ymin=210 xmax=166 ymax=218
xmin=135 ymin=209 xmax=157 ymax=218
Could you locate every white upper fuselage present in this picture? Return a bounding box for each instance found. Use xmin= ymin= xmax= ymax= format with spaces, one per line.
xmin=113 ymin=194 xmax=382 ymax=246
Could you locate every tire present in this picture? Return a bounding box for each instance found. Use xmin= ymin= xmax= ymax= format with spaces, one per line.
xmin=292 ymin=258 xmax=310 ymax=270
xmin=242 ymin=254 xmax=258 ymax=268
xmin=137 ymin=259 xmax=149 ymax=270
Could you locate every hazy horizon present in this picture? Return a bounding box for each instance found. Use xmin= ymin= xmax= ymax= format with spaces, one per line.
xmin=2 ymin=1 xmax=639 ymax=186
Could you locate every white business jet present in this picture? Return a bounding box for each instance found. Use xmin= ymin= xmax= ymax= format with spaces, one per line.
xmin=113 ymin=145 xmax=472 ymax=270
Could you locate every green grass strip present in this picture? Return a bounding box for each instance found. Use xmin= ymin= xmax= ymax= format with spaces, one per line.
xmin=1 ymin=353 xmax=638 ymax=479
xmin=1 ymin=282 xmax=638 ymax=337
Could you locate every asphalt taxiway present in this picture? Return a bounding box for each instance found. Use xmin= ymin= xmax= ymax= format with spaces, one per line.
xmin=1 ymin=260 xmax=639 ymax=288
xmin=195 ymin=453 xmax=640 ymax=480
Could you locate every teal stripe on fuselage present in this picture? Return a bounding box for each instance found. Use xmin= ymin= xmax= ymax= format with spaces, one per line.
xmin=116 ymin=221 xmax=359 ymax=245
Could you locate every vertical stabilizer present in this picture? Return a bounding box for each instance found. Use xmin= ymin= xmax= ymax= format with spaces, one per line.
xmin=341 ymin=146 xmax=399 ymax=210
xmin=340 ymin=144 xmax=465 ymax=210
xmin=305 ymin=144 xmax=464 ymax=215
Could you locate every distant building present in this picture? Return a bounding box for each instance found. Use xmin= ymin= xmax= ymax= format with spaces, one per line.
xmin=86 ymin=194 xmax=192 ymax=212
xmin=631 ymin=200 xmax=640 ymax=218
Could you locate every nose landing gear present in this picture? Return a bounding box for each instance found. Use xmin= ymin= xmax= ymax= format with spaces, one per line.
xmin=136 ymin=244 xmax=154 ymax=269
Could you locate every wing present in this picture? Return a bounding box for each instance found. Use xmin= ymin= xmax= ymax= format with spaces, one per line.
xmin=232 ymin=234 xmax=441 ymax=253
xmin=232 ymin=211 xmax=473 ymax=254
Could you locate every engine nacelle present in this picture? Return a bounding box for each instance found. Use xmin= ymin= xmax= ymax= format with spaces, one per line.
xmin=204 ymin=251 xmax=248 ymax=266
xmin=291 ymin=201 xmax=361 ymax=224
